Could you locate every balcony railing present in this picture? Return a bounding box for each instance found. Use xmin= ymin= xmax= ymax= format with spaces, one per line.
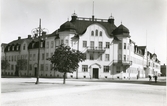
xmin=113 ymin=60 xmax=132 ymax=66
xmin=87 ymin=46 xmax=106 ymax=53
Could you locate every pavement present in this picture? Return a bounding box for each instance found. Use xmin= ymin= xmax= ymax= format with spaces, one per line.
xmin=1 ymin=77 xmax=166 ymax=106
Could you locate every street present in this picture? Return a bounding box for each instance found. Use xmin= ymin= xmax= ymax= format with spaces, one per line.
xmin=1 ymin=78 xmax=166 ymax=106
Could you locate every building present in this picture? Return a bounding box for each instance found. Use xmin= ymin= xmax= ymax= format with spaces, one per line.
xmin=1 ymin=13 xmax=161 ymax=79
xmin=161 ymin=64 xmax=166 ymax=76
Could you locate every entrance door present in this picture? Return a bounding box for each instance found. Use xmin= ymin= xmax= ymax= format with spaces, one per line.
xmin=93 ymin=68 xmax=99 ymax=79
xmin=15 ymin=66 xmax=19 ymax=76
xmin=35 ymin=68 xmax=37 ymax=77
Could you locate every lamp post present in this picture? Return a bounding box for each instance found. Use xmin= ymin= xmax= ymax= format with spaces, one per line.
xmin=32 ymin=19 xmax=48 ymax=84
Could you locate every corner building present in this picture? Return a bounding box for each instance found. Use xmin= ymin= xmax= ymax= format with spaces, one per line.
xmin=1 ymin=13 xmax=161 ymax=79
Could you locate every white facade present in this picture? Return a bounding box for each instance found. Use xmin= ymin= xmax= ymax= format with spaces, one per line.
xmin=1 ymin=14 xmax=161 ymax=79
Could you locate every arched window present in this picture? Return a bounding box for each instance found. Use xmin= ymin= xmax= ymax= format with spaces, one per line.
xmin=91 ymin=31 xmax=94 ymax=36
xmin=100 ymin=31 xmax=102 ymax=36
xmin=96 ymin=30 xmax=98 ymax=36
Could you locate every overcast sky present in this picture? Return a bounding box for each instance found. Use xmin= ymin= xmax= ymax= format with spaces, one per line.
xmin=1 ymin=0 xmax=166 ymax=64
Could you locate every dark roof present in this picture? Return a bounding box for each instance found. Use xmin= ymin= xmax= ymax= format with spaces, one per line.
xmin=138 ymin=46 xmax=146 ymax=55
xmin=112 ymin=24 xmax=130 ymax=37
xmin=59 ymin=21 xmax=76 ymax=31
xmin=69 ymin=19 xmax=117 ymax=37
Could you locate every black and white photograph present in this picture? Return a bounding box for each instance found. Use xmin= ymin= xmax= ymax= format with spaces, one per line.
xmin=1 ymin=0 xmax=166 ymax=106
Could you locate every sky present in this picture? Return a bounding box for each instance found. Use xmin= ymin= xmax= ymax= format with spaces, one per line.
xmin=1 ymin=0 xmax=166 ymax=65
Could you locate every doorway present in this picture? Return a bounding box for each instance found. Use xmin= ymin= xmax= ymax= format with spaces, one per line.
xmin=34 ymin=67 xmax=37 ymax=77
xmin=93 ymin=68 xmax=99 ymax=79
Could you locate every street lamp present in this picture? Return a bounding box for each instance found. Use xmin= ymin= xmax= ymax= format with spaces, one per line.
xmin=32 ymin=19 xmax=48 ymax=84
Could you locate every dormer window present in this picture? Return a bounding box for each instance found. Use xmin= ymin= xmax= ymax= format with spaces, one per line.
xmin=23 ymin=44 xmax=26 ymax=50
xmin=12 ymin=46 xmax=14 ymax=50
xmin=17 ymin=45 xmax=19 ymax=50
xmin=8 ymin=46 xmax=10 ymax=51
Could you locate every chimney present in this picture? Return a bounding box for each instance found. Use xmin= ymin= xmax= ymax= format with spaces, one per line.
xmin=92 ymin=15 xmax=94 ymax=22
xmin=18 ymin=36 xmax=21 ymax=40
xmin=42 ymin=31 xmax=46 ymax=36
xmin=28 ymin=35 xmax=31 ymax=39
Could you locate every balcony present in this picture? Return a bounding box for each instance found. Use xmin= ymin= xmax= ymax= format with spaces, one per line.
xmin=113 ymin=60 xmax=132 ymax=66
xmin=87 ymin=46 xmax=106 ymax=53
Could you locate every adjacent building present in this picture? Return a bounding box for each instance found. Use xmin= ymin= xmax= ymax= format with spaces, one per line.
xmin=161 ymin=64 xmax=166 ymax=76
xmin=1 ymin=13 xmax=161 ymax=79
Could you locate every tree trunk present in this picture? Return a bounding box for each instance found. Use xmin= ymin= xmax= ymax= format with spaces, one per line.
xmin=63 ymin=72 xmax=66 ymax=84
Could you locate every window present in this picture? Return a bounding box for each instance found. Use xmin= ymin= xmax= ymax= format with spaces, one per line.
xmin=41 ymin=42 xmax=43 ymax=47
xmin=104 ymin=66 xmax=109 ymax=72
xmin=46 ymin=64 xmax=48 ymax=71
xmin=42 ymin=53 xmax=45 ymax=60
xmin=105 ymin=54 xmax=109 ymax=61
xmin=12 ymin=56 xmax=13 ymax=61
xmin=33 ymin=54 xmax=36 ymax=61
xmin=46 ymin=53 xmax=49 ymax=59
xmin=51 ymin=41 xmax=54 ymax=48
xmin=124 ymin=43 xmax=126 ymax=49
xmin=96 ymin=30 xmax=98 ymax=36
xmin=100 ymin=31 xmax=102 ymax=36
xmin=32 ymin=43 xmax=35 ymax=48
xmin=90 ymin=41 xmax=94 ymax=49
xmin=99 ymin=42 xmax=103 ymax=49
xmin=116 ymin=66 xmax=120 ymax=73
xmin=106 ymin=42 xmax=110 ymax=48
xmin=30 ymin=54 xmax=32 ymax=61
xmin=50 ymin=64 xmax=53 ymax=71
xmin=29 ymin=64 xmax=32 ymax=70
xmin=82 ymin=65 xmax=88 ymax=72
xmin=119 ymin=43 xmax=122 ymax=49
xmin=11 ymin=65 xmax=14 ymax=70
xmin=90 ymin=54 xmax=94 ymax=60
xmin=8 ymin=46 xmax=10 ymax=51
xmin=46 ymin=41 xmax=49 ymax=48
xmin=83 ymin=41 xmax=87 ymax=47
xmin=41 ymin=64 xmax=44 ymax=71
xmin=23 ymin=44 xmax=26 ymax=50
xmin=12 ymin=46 xmax=14 ymax=50
xmin=91 ymin=31 xmax=94 ymax=36
xmin=124 ymin=55 xmax=126 ymax=61
xmin=65 ymin=40 xmax=69 ymax=45
xmin=9 ymin=56 xmax=10 ymax=61
xmin=25 ymin=65 xmax=27 ymax=70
